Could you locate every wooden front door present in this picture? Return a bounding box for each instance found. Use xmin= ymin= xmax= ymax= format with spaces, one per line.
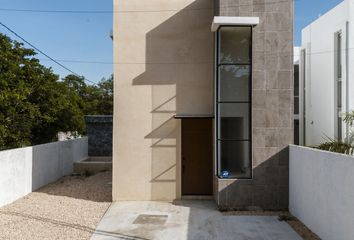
xmin=182 ymin=118 xmax=213 ymax=195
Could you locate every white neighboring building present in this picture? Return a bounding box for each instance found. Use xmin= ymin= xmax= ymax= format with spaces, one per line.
xmin=300 ymin=0 xmax=354 ymax=146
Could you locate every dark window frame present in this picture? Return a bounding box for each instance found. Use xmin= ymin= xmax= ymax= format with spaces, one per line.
xmin=335 ymin=31 xmax=343 ymax=141
xmin=301 ymin=49 xmax=306 ymax=145
xmin=216 ymin=25 xmax=253 ymax=179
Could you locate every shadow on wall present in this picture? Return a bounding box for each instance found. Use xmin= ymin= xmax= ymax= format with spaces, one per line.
xmin=31 ymin=139 xmax=88 ymax=191
xmin=30 ymin=138 xmax=110 ymax=202
xmin=0 ymin=138 xmax=92 ymax=208
xmin=133 ymin=0 xmax=214 ymax=115
xmin=132 ymin=0 xmax=214 ymax=200
xmin=218 ymin=147 xmax=290 ymax=211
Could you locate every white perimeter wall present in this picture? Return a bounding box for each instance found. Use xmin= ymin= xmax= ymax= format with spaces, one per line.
xmin=301 ymin=0 xmax=352 ymax=145
xmin=289 ymin=145 xmax=354 ymax=240
xmin=0 ymin=137 xmax=88 ymax=208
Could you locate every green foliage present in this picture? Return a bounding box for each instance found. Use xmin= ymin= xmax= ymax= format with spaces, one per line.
xmin=0 ymin=33 xmax=112 ymax=150
xmin=316 ymin=137 xmax=353 ymax=155
xmin=62 ymin=74 xmax=113 ymax=115
xmin=96 ymin=76 xmax=113 ymax=115
xmin=344 ymin=111 xmax=354 ymax=144
xmin=0 ymin=33 xmax=86 ymax=149
xmin=315 ymin=112 xmax=354 ymax=155
xmin=344 ymin=111 xmax=354 ymax=126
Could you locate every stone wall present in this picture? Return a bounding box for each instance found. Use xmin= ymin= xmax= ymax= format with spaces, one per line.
xmin=214 ymin=0 xmax=294 ymax=210
xmin=85 ymin=115 xmax=113 ymax=156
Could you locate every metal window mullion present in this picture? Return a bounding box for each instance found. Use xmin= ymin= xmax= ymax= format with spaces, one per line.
xmin=218 ymin=63 xmax=251 ymax=66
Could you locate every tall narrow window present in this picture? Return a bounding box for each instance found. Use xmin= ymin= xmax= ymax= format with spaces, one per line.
xmin=294 ymin=64 xmax=299 ymax=145
xmin=300 ymin=49 xmax=306 ymax=146
xmin=216 ymin=26 xmax=252 ymax=179
xmin=335 ymin=32 xmax=342 ymax=141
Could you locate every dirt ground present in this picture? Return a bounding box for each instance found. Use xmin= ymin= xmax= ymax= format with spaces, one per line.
xmin=286 ymin=217 xmax=321 ymax=240
xmin=0 ymin=171 xmax=112 ymax=240
xmin=224 ymin=211 xmax=321 ymax=240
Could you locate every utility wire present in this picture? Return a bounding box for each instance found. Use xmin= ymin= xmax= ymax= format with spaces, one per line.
xmin=37 ymin=47 xmax=354 ymax=66
xmin=38 ymin=58 xmax=115 ymax=65
xmin=0 ymin=0 xmax=296 ymax=14
xmin=0 ymin=21 xmax=97 ymax=85
xmin=0 ymin=8 xmax=112 ymax=14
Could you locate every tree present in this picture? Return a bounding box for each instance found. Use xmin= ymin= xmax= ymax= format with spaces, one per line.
xmin=62 ymin=74 xmax=113 ymax=116
xmin=0 ymin=33 xmax=85 ymax=150
xmin=96 ymin=75 xmax=113 ymax=115
xmin=0 ymin=33 xmax=114 ymax=150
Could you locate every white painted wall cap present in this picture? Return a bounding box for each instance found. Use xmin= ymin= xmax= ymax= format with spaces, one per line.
xmin=211 ymin=16 xmax=260 ymax=32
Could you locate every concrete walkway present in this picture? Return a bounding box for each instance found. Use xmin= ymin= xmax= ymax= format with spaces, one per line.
xmin=91 ymin=201 xmax=301 ymax=240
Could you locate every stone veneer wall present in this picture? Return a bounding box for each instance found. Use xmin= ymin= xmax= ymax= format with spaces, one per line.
xmin=85 ymin=115 xmax=113 ymax=156
xmin=214 ymin=0 xmax=294 ymax=210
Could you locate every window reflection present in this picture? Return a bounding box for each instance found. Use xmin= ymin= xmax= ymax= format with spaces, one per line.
xmin=217 ymin=26 xmax=252 ymax=179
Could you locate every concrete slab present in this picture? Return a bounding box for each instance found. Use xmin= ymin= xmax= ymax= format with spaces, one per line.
xmin=91 ymin=201 xmax=301 ymax=240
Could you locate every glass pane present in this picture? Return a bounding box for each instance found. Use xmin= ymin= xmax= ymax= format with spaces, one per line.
xmin=219 ymin=103 xmax=249 ymax=140
xmin=294 ymin=96 xmax=299 ymax=115
xmin=337 ymin=34 xmax=342 ymax=78
xmin=219 ymin=65 xmax=250 ymax=102
xmin=219 ymin=27 xmax=251 ymax=64
xmin=294 ymin=120 xmax=299 ymax=145
xmin=338 ymin=117 xmax=342 ymax=141
xmin=294 ymin=65 xmax=299 ymax=96
xmin=218 ymin=140 xmax=251 ymax=178
xmin=338 ymin=81 xmax=342 ymax=108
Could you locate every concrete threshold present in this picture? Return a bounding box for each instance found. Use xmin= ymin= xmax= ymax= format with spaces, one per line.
xmin=181 ymin=195 xmax=214 ymax=200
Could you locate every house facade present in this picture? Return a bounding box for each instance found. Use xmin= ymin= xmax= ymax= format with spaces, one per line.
xmin=113 ymin=0 xmax=293 ymax=210
xmin=300 ymin=0 xmax=354 ymax=146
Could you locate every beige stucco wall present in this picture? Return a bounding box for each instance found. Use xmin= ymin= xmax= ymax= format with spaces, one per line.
xmin=113 ymin=0 xmax=214 ymax=201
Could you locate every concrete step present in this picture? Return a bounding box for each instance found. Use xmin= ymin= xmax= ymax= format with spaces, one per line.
xmin=83 ymin=156 xmax=112 ymax=162
xmin=73 ymin=156 xmax=112 ymax=174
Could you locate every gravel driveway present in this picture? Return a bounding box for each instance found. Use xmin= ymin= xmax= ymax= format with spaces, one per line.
xmin=0 ymin=171 xmax=112 ymax=240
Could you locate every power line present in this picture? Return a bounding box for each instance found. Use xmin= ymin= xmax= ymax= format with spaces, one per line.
xmin=0 ymin=8 xmax=112 ymax=14
xmin=38 ymin=47 xmax=354 ymax=65
xmin=38 ymin=58 xmax=114 ymax=65
xmin=0 ymin=0 xmax=296 ymax=14
xmin=0 ymin=21 xmax=97 ymax=85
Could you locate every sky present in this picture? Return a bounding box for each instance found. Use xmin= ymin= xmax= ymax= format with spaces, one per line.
xmin=0 ymin=0 xmax=345 ymax=84
xmin=0 ymin=0 xmax=113 ymax=84
xmin=294 ymin=0 xmax=343 ymax=46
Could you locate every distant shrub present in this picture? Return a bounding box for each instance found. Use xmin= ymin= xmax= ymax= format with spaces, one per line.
xmin=315 ymin=111 xmax=354 ymax=155
xmin=315 ymin=137 xmax=353 ymax=155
